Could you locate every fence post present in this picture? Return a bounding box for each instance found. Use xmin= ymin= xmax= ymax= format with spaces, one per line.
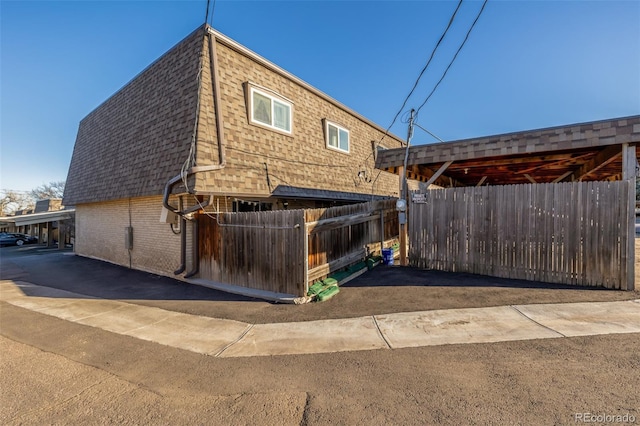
xmin=380 ymin=208 xmax=385 ymax=255
xmin=303 ymin=217 xmax=309 ymax=295
xmin=622 ymin=144 xmax=636 ymax=290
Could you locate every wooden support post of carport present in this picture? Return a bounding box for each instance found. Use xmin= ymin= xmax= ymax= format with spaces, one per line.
xmin=622 ymin=143 xmax=636 ymax=290
xmin=46 ymin=222 xmax=55 ymax=248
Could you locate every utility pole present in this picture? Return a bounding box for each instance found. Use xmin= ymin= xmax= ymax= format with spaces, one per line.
xmin=398 ymin=109 xmax=415 ymax=266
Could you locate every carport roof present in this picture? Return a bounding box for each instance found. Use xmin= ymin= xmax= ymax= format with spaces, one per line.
xmin=0 ymin=209 xmax=75 ymax=227
xmin=375 ymin=115 xmax=640 ymax=187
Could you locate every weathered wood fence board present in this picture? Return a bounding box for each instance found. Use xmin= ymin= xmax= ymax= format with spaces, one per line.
xmin=409 ymin=181 xmax=632 ymax=289
xmin=199 ymin=209 xmax=305 ymax=295
xmin=198 ymin=199 xmax=399 ymax=296
xmin=305 ymin=199 xmax=397 ymax=272
xmin=305 ymin=199 xmax=398 ymax=283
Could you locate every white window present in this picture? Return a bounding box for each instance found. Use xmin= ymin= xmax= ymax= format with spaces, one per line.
xmin=250 ymin=87 xmax=292 ymax=134
xmin=326 ymin=121 xmax=349 ymax=153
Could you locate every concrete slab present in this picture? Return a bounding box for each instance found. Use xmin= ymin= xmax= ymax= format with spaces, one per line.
xmin=3 ymin=280 xmax=640 ymax=359
xmin=1 ymin=281 xmax=113 ymax=318
xmin=124 ymin=314 xmax=251 ymax=356
xmin=10 ymin=298 xmax=123 ymax=321
xmin=514 ymin=300 xmax=640 ymax=337
xmin=219 ymin=317 xmax=387 ymax=358
xmin=1 ymin=280 xmax=251 ymax=355
xmin=76 ymin=303 xmax=182 ymax=334
xmin=1 ymin=280 xmax=96 ymax=300
xmin=375 ymin=306 xmax=563 ymax=349
xmin=0 ymin=280 xmax=32 ymax=300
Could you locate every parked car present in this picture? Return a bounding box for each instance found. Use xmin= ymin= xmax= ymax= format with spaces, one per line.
xmin=0 ymin=233 xmax=38 ymax=246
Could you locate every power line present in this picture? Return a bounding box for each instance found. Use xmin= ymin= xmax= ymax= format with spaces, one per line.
xmin=416 ymin=0 xmax=488 ymax=115
xmin=357 ymin=1 xmax=464 ymax=181
xmin=414 ymin=122 xmax=445 ymax=143
xmin=205 ymin=0 xmax=217 ymax=26
xmin=378 ymin=0 xmax=463 ymax=146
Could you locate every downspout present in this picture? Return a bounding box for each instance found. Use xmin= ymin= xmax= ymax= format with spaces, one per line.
xmin=164 ymin=27 xmax=226 ymax=278
xmin=174 ymin=196 xmax=187 ymax=275
xmin=184 ymin=216 xmax=199 ymax=279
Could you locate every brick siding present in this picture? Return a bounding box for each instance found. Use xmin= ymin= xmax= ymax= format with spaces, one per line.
xmin=75 ymin=195 xmax=195 ymax=277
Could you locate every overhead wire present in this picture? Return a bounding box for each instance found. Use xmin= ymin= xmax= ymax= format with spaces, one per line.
xmin=356 ymin=1 xmax=463 ymax=189
xmin=204 ymin=0 xmax=217 ymax=26
xmin=190 ymin=0 xmax=485 ymax=210
xmin=179 ymin=0 xmax=215 ymax=193
xmin=415 ymin=0 xmax=488 ymax=115
xmin=369 ymin=0 xmax=488 ymax=196
xmin=413 ymin=122 xmax=445 ymax=143
xmin=376 ymin=0 xmax=463 ymax=147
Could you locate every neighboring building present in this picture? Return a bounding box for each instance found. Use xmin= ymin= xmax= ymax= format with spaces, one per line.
xmin=0 ymin=198 xmax=75 ymax=247
xmin=34 ymin=198 xmax=63 ymax=213
xmin=63 ymin=25 xmax=405 ymax=277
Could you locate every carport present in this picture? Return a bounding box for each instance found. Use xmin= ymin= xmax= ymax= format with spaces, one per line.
xmin=376 ymin=116 xmax=639 ymax=290
xmin=0 ymin=209 xmax=76 ymax=248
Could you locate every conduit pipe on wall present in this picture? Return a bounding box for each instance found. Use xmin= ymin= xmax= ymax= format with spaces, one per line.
xmin=174 ymin=196 xmax=187 ymax=275
xmin=162 ymin=28 xmax=227 ymax=277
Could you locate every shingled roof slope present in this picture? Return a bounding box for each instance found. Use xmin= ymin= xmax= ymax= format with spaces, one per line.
xmin=63 ymin=27 xmax=205 ymax=205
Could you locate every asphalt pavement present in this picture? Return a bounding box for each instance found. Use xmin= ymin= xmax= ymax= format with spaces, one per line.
xmin=1 ymin=246 xmax=639 ymax=358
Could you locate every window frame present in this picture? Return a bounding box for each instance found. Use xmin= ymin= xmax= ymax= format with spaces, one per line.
xmin=325 ymin=120 xmax=350 ymax=154
xmin=248 ymin=85 xmax=293 ymax=135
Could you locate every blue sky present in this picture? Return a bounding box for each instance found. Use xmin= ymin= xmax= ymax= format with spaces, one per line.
xmin=1 ymin=0 xmax=639 ymax=192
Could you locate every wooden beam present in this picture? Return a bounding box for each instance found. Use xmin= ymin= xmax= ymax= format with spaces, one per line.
xmin=424 ymin=161 xmax=453 ymax=187
xmin=307 ymin=248 xmax=367 ymax=282
xmin=419 ymin=165 xmax=464 ymax=187
xmin=407 ymin=163 xmax=463 ymax=187
xmin=306 ymin=212 xmax=380 ymax=234
xmin=552 ymin=171 xmax=573 ymax=183
xmin=516 ymin=152 xmax=593 ymax=175
xmin=476 ymin=176 xmax=487 ymax=187
xmin=622 ymin=144 xmax=637 ymax=180
xmin=450 ymin=152 xmax=592 ymax=170
xmin=524 ymin=174 xmax=537 ymax=184
xmin=566 ymin=144 xmax=621 ymax=182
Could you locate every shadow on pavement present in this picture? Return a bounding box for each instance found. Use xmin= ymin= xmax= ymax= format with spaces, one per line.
xmin=1 ymin=247 xmax=256 ymax=303
xmin=342 ymin=265 xmax=616 ymax=292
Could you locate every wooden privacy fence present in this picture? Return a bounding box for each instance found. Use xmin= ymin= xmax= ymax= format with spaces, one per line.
xmin=198 ymin=199 xmax=399 ymax=297
xmin=305 ymin=199 xmax=398 ymax=283
xmin=198 ymin=209 xmax=305 ymax=296
xmin=409 ymin=181 xmax=634 ymax=289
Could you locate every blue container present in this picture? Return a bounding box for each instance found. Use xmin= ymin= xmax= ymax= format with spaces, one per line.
xmin=381 ymin=248 xmax=394 ymax=265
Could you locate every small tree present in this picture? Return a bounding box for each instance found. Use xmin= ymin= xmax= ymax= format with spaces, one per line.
xmin=30 ymin=181 xmax=65 ymax=201
xmin=0 ymin=190 xmax=34 ymax=216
